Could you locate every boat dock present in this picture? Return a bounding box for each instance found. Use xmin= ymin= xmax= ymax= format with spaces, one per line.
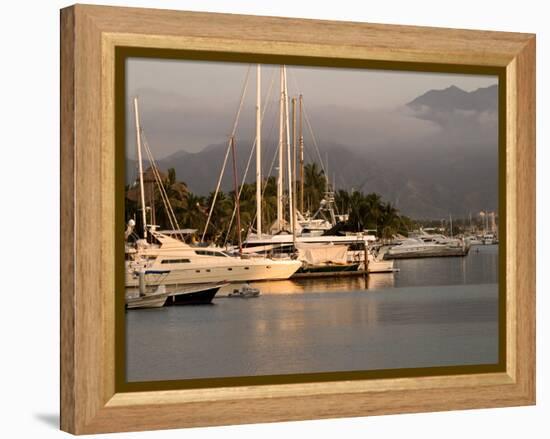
xmin=384 ymin=247 xmax=470 ymax=259
xmin=291 ymin=269 xmax=368 ymax=279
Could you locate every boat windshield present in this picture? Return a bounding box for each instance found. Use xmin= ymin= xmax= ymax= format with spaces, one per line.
xmin=195 ymin=249 xmax=230 ymax=257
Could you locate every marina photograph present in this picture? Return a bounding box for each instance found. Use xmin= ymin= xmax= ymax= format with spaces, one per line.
xmin=123 ymin=58 xmax=500 ymax=383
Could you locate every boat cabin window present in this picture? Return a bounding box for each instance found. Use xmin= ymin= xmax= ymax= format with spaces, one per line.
xmin=195 ymin=250 xmax=229 ymax=257
xmin=160 ymin=258 xmax=191 ymax=264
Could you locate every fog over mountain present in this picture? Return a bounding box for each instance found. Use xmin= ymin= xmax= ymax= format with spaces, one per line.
xmin=126 ymin=63 xmax=498 ymax=219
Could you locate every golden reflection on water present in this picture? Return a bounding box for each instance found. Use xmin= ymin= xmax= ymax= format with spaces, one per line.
xmin=219 ymin=273 xmax=396 ymax=296
xmin=366 ymin=273 xmax=396 ymax=290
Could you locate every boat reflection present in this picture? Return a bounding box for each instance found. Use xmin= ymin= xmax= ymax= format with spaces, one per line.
xmin=218 ymin=273 xmax=396 ymax=296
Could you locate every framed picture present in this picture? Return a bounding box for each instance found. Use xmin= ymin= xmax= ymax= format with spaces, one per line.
xmin=60 ymin=4 xmax=535 ymax=434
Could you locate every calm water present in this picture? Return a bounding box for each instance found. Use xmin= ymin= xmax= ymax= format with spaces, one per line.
xmin=126 ymin=245 xmax=499 ymax=382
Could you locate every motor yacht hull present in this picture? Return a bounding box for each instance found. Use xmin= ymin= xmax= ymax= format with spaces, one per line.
xmin=166 ymin=285 xmax=221 ymax=305
xmin=126 ymin=259 xmax=302 ymax=287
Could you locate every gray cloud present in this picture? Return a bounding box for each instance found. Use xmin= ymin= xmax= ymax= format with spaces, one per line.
xmin=126 ymin=59 xmax=498 ymax=159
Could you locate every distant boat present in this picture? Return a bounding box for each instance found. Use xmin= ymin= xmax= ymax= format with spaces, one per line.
xmin=228 ymin=284 xmax=261 ymax=298
xmin=466 ymin=235 xmax=483 ymax=245
xmin=413 ymin=231 xmax=463 ymax=248
xmin=385 ymin=237 xmax=470 ymax=259
xmin=482 ymin=233 xmax=498 ymax=245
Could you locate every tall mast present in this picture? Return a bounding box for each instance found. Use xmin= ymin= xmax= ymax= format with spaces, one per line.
xmin=133 ymin=97 xmax=148 ymax=239
xmin=255 ymin=64 xmax=262 ymax=236
xmin=292 ymin=96 xmax=298 ymax=244
xmin=292 ymin=96 xmax=297 ymax=217
xmin=283 ymin=66 xmax=294 ymax=233
xmin=230 ymin=136 xmax=242 ymax=253
xmin=299 ymin=94 xmax=304 ymax=214
xmin=277 ymin=66 xmax=284 ymax=231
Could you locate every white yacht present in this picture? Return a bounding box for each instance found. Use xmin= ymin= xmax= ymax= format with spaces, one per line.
xmin=465 ymin=235 xmax=483 ymax=245
xmin=126 ymin=230 xmax=302 ymax=288
xmin=386 ymin=237 xmax=469 ymax=259
xmin=414 ymin=232 xmax=463 ymax=248
xmin=482 ymin=233 xmax=498 ymax=245
xmin=387 ymin=238 xmax=445 ymax=257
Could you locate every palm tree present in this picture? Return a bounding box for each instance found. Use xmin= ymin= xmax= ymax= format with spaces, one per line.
xmin=180 ymin=192 xmax=206 ymax=232
xmin=125 ymin=161 xmax=413 ymax=244
xmin=378 ymin=202 xmax=401 ymax=239
xmin=303 ymin=162 xmax=326 ymax=213
xmin=149 ymin=168 xmax=188 ymax=230
xmin=334 ymin=188 xmax=407 ymax=237
xmin=203 ymin=191 xmax=234 ymax=244
xmin=364 ymin=193 xmax=382 ymax=223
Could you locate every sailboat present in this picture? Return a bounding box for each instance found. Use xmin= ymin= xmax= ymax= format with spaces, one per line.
xmin=124 ymin=96 xmax=302 ymax=288
xmin=241 ymin=65 xmax=392 ymax=275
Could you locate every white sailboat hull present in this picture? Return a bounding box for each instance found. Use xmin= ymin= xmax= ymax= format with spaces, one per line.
xmin=346 ymin=249 xmax=395 ymax=273
xmin=367 ymin=260 xmax=396 ymax=273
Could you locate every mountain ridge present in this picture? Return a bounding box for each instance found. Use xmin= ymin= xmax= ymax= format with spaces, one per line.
xmin=407 ymin=84 xmax=498 ymax=113
xmin=128 ymin=84 xmax=499 ymax=219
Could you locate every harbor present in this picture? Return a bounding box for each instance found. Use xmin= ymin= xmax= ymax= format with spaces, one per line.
xmin=124 ymin=64 xmax=498 ymax=307
xmin=126 ymin=245 xmax=499 ymax=382
xmin=123 ymin=61 xmax=500 ymax=381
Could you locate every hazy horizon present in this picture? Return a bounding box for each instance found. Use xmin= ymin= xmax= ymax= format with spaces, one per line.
xmin=124 ymin=58 xmax=498 ymax=218
xmin=126 ymin=58 xmax=497 ymax=160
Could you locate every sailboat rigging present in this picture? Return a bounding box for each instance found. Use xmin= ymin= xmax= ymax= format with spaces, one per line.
xmin=125 ymin=93 xmax=302 ymax=288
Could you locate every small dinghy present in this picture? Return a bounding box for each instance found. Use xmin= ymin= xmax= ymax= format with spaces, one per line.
xmin=127 ymin=269 xmax=227 ymax=307
xmin=126 ymin=284 xmax=169 ymax=309
xmin=228 ymin=284 xmax=261 ymax=298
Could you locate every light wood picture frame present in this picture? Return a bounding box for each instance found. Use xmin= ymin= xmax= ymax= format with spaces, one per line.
xmin=60 ymin=4 xmax=535 ymax=434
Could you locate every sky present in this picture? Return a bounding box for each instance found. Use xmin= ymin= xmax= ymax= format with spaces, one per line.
xmin=125 ymin=58 xmax=498 ymax=159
